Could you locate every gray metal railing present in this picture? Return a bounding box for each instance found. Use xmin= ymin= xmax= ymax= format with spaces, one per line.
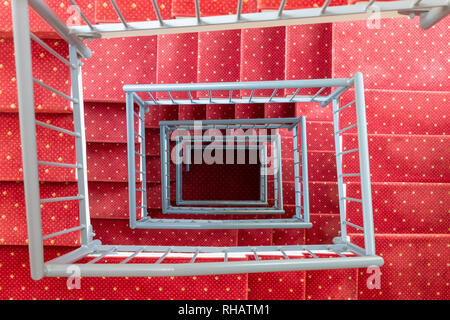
xmin=13 ymin=0 xmax=386 ymax=279
xmin=67 ymin=0 xmax=448 ymax=38
xmin=176 ymin=137 xmax=270 ymax=206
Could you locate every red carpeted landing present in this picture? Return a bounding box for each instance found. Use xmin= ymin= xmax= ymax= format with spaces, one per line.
xmin=0 ymin=0 xmax=448 ymax=300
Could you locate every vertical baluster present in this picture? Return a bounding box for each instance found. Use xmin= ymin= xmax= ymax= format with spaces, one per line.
xmin=236 ymin=0 xmax=243 ymax=20
xmin=278 ymin=0 xmax=287 ymax=17
xmin=109 ymin=0 xmax=129 ymax=28
xmin=194 ymin=0 xmax=201 ymax=23
xmin=275 ymin=134 xmax=283 ymax=210
xmin=260 ymin=144 xmax=268 ymax=203
xmin=126 ymin=93 xmax=137 ymax=228
xmin=165 ymin=127 xmax=172 ymax=207
xmin=273 ymin=139 xmax=279 ymax=208
xmin=321 ymin=0 xmax=332 ymax=14
xmin=176 ymin=136 xmax=183 ymax=204
xmin=151 ymin=0 xmax=164 ymax=25
xmin=160 ymin=125 xmax=169 ymax=211
xmin=69 ymin=0 xmax=96 ymax=30
xmin=365 ymin=0 xmax=377 ymax=10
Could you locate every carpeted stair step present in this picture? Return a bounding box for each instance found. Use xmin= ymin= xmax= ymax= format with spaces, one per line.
xmin=0 ymin=245 xmax=248 ymax=299
xmin=145 ymin=128 xmax=162 ymax=156
xmin=240 ymin=27 xmax=285 ymax=97
xmin=339 ymin=89 xmax=449 ymax=136
xmin=0 ymin=112 xmax=76 ymax=182
xmin=0 ymin=37 xmax=71 ymax=113
xmin=91 ymin=218 xmax=239 ymax=247
xmin=305 ymin=268 xmax=358 ymax=300
xmin=145 ymin=105 xmax=179 ymax=128
xmin=235 ymin=103 xmax=265 ymax=119
xmin=146 ymin=155 xmax=175 ymax=183
xmin=346 ymin=182 xmax=449 ymax=234
xmin=88 ymin=181 xmax=133 ymax=219
xmin=332 ymin=17 xmax=449 ymax=91
xmin=264 ymin=103 xmax=296 ymax=118
xmin=197 ymin=30 xmax=241 ymax=98
xmin=83 ymin=36 xmax=158 ymax=102
xmin=282 ymin=151 xmax=337 ymax=181
xmin=205 ymin=104 xmax=235 ymax=119
xmin=0 ymin=0 xmax=96 ymax=37
xmin=247 ymin=253 xmax=306 ymax=300
xmin=285 ymin=23 xmax=333 ymax=96
xmin=84 ymin=102 xmax=134 ymax=143
xmin=352 ymin=233 xmax=449 ymax=300
xmin=86 ymin=142 xmax=139 ymax=182
xmin=156 ymin=33 xmax=198 ymax=100
xmin=0 ymin=181 xmax=80 ymax=246
xmin=178 ymin=104 xmax=207 ymax=121
xmin=342 ymin=133 xmax=449 ymax=183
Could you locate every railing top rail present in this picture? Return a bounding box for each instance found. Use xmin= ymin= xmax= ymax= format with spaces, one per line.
xmin=159 ymin=117 xmax=301 ymax=126
xmin=124 ymin=78 xmax=354 ymax=93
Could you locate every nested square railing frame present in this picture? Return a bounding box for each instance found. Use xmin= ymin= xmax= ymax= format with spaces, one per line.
xmin=159 ymin=123 xmax=289 ymax=215
xmin=176 ymin=136 xmax=270 ymax=207
xmin=122 ymin=73 xmax=377 ymax=256
xmin=125 ymin=115 xmax=312 ymax=226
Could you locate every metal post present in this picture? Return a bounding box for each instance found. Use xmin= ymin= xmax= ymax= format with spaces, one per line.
xmin=354 ymin=72 xmax=375 ymax=256
xmin=160 ymin=125 xmax=168 ymax=212
xmin=12 ymin=0 xmax=45 ymax=280
xmin=139 ymin=104 xmax=148 ymax=218
xmin=273 ymin=142 xmax=278 ymax=208
xmin=332 ymin=99 xmax=347 ymax=240
xmin=175 ymin=136 xmax=182 ymax=204
xmin=165 ymin=127 xmax=171 ymax=207
xmin=69 ymin=45 xmax=92 ymax=245
xmin=126 ymin=93 xmax=137 ymax=228
xmin=275 ymin=133 xmax=283 ymax=210
xmin=260 ymin=145 xmax=268 ymax=203
xmin=300 ymin=116 xmax=309 ymax=223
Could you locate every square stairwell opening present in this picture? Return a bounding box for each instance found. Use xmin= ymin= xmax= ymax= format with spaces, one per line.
xmin=129 ymin=115 xmax=312 ymax=226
